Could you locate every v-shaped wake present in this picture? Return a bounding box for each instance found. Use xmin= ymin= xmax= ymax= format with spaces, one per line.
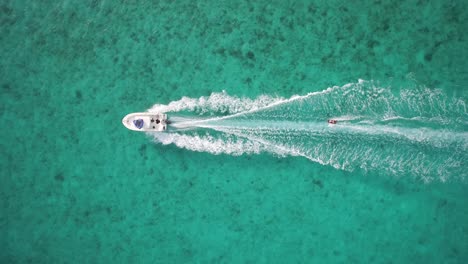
xmin=146 ymin=80 xmax=467 ymax=182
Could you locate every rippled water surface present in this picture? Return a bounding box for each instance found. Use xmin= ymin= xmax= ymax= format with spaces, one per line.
xmin=1 ymin=1 xmax=467 ymax=263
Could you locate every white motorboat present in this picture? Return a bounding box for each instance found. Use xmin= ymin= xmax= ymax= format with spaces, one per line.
xmin=122 ymin=113 xmax=168 ymax=132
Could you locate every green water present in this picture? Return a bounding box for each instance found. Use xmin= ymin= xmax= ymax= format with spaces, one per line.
xmin=1 ymin=0 xmax=467 ymax=263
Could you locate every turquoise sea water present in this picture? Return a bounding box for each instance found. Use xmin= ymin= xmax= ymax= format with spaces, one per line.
xmin=1 ymin=0 xmax=468 ymax=263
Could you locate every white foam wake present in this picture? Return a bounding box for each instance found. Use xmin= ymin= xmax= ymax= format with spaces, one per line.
xmin=145 ymin=80 xmax=467 ymax=182
xmin=148 ymin=91 xmax=282 ymax=115
xmin=152 ymin=132 xmax=267 ymax=156
xmin=148 ymin=84 xmax=348 ymax=116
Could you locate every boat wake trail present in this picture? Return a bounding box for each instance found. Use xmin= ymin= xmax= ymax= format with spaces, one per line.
xmin=148 ymin=80 xmax=467 ymax=182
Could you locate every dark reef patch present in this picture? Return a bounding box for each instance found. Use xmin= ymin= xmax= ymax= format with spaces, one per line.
xmin=75 ymin=90 xmax=82 ymax=99
xmin=54 ymin=172 xmax=65 ymax=182
xmin=424 ymin=52 xmax=433 ymax=62
xmin=246 ymin=51 xmax=255 ymax=60
xmin=312 ymin=179 xmax=323 ymax=189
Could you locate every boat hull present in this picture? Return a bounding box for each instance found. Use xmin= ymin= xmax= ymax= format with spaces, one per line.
xmin=122 ymin=113 xmax=168 ymax=132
